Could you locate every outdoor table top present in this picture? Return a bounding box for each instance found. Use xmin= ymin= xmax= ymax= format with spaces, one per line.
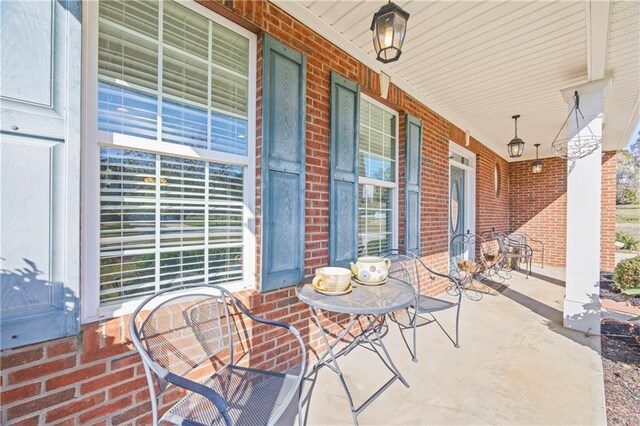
xmin=295 ymin=277 xmax=415 ymax=315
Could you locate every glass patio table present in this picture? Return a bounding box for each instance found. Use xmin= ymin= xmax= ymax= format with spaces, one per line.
xmin=296 ymin=278 xmax=415 ymax=425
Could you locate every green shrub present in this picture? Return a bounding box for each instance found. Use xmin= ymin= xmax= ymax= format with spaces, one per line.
xmin=616 ymin=231 xmax=639 ymax=251
xmin=613 ymin=256 xmax=640 ymax=291
xmin=621 ymin=189 xmax=640 ymax=205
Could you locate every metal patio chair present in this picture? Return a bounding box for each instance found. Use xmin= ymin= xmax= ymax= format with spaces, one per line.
xmin=492 ymin=230 xmax=533 ymax=278
xmin=506 ymin=231 xmax=545 ymax=268
xmin=129 ymin=285 xmax=306 ymax=426
xmin=450 ymin=231 xmax=505 ymax=300
xmin=381 ymin=249 xmax=462 ymax=362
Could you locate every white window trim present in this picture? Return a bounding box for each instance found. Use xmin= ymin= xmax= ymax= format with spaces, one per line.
xmin=81 ymin=0 xmax=257 ymax=323
xmin=358 ymin=93 xmax=399 ymax=252
xmin=448 ymin=142 xmax=476 ymax=261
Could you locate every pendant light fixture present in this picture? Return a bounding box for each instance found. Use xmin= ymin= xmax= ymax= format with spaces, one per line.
xmin=371 ymin=2 xmax=410 ymax=64
xmin=551 ymin=91 xmax=602 ymax=161
xmin=532 ymin=144 xmax=543 ymax=174
xmin=507 ymin=115 xmax=525 ymax=158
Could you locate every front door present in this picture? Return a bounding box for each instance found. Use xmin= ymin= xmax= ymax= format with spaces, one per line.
xmin=449 ymin=165 xmax=466 ymax=269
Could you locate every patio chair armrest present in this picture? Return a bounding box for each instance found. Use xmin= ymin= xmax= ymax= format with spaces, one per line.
xmin=232 ymin=299 xmax=296 ymax=332
xmin=228 ymin=298 xmax=307 ymax=376
xmin=155 ymin=365 xmax=233 ymax=426
xmin=506 ymin=235 xmax=525 ymax=246
xmin=523 ymin=234 xmax=544 ymax=250
xmin=415 ymin=257 xmax=462 ymax=290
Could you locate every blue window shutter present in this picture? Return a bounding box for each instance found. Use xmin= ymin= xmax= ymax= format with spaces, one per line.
xmin=0 ymin=0 xmax=81 ymax=349
xmin=405 ymin=114 xmax=423 ymax=256
xmin=329 ymin=72 xmax=360 ymax=267
xmin=261 ymin=34 xmax=307 ymax=291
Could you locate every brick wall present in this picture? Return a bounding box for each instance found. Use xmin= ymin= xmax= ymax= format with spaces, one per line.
xmin=475 ymin=141 xmax=510 ymax=237
xmin=0 ymin=1 xmax=518 ymax=424
xmin=508 ymin=152 xmax=617 ymax=270
xmin=601 ymin=151 xmax=617 ymax=272
xmin=509 ymin=156 xmax=568 ymax=267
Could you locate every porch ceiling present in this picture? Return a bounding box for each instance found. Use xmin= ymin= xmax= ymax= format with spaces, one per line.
xmin=275 ymin=0 xmax=640 ymax=161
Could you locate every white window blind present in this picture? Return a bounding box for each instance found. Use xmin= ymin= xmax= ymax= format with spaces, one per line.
xmin=358 ymin=99 xmax=397 ymax=256
xmin=100 ymin=148 xmax=244 ymax=305
xmin=359 ymin=99 xmax=396 ymax=182
xmin=97 ymin=0 xmax=249 ymax=155
xmin=94 ymin=0 xmax=252 ymax=308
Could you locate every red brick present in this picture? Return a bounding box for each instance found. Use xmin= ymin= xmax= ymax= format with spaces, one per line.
xmin=108 ymin=376 xmax=148 ymax=399
xmin=134 ymin=387 xmax=150 ymax=403
xmin=110 ymin=353 xmax=140 ymax=371
xmin=8 ymin=356 xmax=76 ymax=385
xmin=1 ymin=348 xmax=43 ymax=369
xmin=6 ymin=388 xmax=75 ymax=421
xmin=46 ymin=362 xmax=107 ymax=390
xmin=52 ymin=418 xmax=75 ymax=426
xmin=47 ymin=339 xmax=78 ymax=358
xmin=78 ymin=396 xmax=133 ymax=424
xmin=135 ymin=413 xmax=153 ymax=425
xmin=79 ymin=344 xmax=131 ymax=365
xmin=11 ymin=415 xmax=40 ymax=426
xmin=111 ymin=401 xmax=151 ymax=425
xmin=0 ymin=382 xmax=41 ymax=405
xmin=45 ymin=392 xmax=105 ymax=423
xmin=80 ymin=367 xmax=134 ymax=395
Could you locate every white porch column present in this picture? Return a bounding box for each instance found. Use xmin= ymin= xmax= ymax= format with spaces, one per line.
xmin=563 ymin=78 xmax=611 ymax=334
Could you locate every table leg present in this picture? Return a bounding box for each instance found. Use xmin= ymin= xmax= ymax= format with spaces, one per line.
xmin=305 ymin=309 xmax=409 ymax=425
xmin=366 ymin=314 xmax=409 ymax=388
xmin=308 ymin=307 xmax=360 ymax=424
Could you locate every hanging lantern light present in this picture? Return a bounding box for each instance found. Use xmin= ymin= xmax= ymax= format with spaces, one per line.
xmin=551 ymin=91 xmax=602 ymax=161
xmin=507 ymin=114 xmax=525 ymax=158
xmin=371 ymin=2 xmax=410 ymax=64
xmin=532 ymin=143 xmax=544 ymax=174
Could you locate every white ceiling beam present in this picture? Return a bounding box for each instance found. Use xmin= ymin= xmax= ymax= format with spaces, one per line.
xmin=269 ymin=0 xmax=501 ymax=157
xmin=586 ymin=0 xmax=612 ymax=81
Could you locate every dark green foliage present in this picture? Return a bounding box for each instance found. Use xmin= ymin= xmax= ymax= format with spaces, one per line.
xmin=616 ymin=231 xmax=639 ymax=251
xmin=613 ymin=256 xmax=640 ymax=291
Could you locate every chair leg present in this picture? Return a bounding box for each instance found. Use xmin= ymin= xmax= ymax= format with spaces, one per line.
xmin=412 ymin=309 xmax=418 ymax=362
xmin=454 ymin=304 xmax=461 ymax=348
xmin=297 ymin=383 xmax=304 ymax=426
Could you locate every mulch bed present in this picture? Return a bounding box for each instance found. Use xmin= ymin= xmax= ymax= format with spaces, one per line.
xmin=601 ymin=319 xmax=640 ymax=425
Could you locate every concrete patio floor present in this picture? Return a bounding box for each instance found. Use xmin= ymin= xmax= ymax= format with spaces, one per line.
xmin=301 ymin=265 xmax=607 ymax=425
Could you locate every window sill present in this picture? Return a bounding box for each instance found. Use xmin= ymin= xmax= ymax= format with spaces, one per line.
xmin=81 ymin=280 xmax=255 ymax=324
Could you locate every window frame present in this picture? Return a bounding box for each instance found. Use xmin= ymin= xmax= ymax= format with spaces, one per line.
xmin=357 ymin=94 xmax=399 ymax=255
xmin=81 ymin=0 xmax=257 ymax=323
